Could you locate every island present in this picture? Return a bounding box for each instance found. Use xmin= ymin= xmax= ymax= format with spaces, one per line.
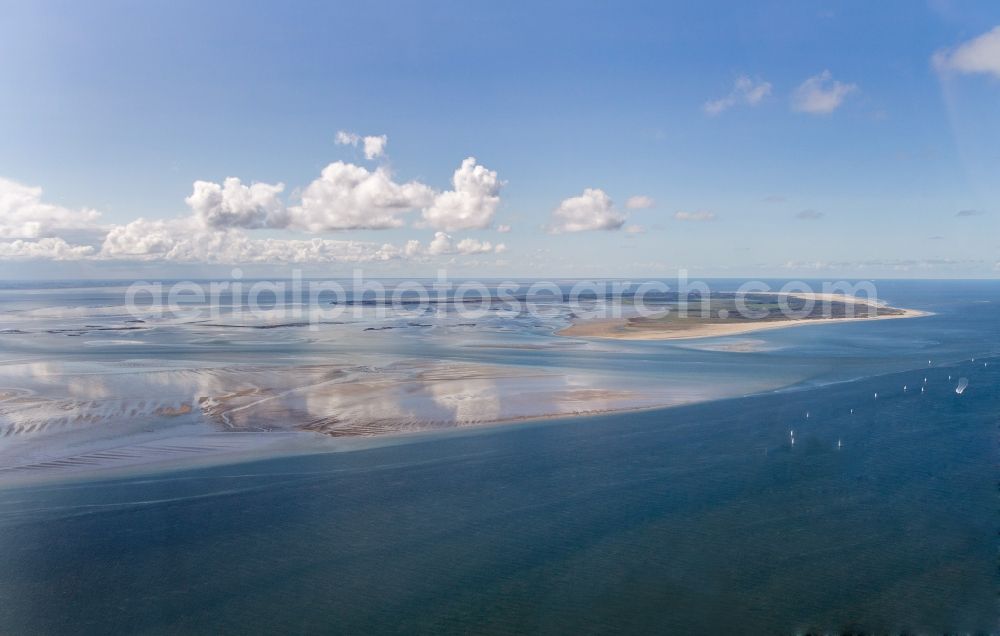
xmin=558 ymin=291 xmax=929 ymax=340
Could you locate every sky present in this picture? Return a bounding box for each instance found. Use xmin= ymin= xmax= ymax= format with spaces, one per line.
xmin=1 ymin=0 xmax=999 ymax=279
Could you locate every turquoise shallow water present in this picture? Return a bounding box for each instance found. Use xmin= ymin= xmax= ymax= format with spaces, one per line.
xmin=0 ymin=280 xmax=997 ymax=633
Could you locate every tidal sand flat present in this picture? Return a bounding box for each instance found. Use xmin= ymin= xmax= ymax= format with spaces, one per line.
xmin=0 ymin=355 xmax=789 ymax=483
xmin=0 ymin=281 xmax=968 ymax=487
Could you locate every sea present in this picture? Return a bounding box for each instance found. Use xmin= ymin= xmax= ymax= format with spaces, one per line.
xmin=0 ymin=279 xmax=996 ymax=634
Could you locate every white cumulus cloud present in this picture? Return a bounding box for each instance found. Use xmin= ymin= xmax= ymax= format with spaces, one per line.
xmin=99 ymin=217 xmax=412 ymax=264
xmin=288 ymin=162 xmax=434 ymax=231
xmin=287 ymin=157 xmax=504 ymax=233
xmin=792 ymin=71 xmax=857 ymax=114
xmin=0 ymin=177 xmax=102 ymax=239
xmin=427 ymin=231 xmax=454 ymax=255
xmin=933 ymin=25 xmax=1000 ymax=79
xmin=0 ymin=149 xmax=509 ymax=263
xmin=426 ymin=231 xmax=502 ymax=256
xmin=0 ymin=237 xmax=96 ymax=260
xmin=335 ymin=130 xmax=389 ymax=160
xmin=704 ymin=75 xmax=772 ymax=115
xmin=335 ymin=130 xmax=360 ymax=146
xmin=99 ymin=218 xmax=196 ymax=260
xmin=548 ymin=188 xmax=626 ymax=233
xmin=186 ymin=177 xmax=286 ymax=229
xmin=96 ymin=218 xmax=509 ymax=264
xmin=362 ymin=135 xmax=388 ymax=160
xmin=421 ymin=157 xmax=503 ymax=231
xmin=456 ymin=237 xmax=500 ymax=255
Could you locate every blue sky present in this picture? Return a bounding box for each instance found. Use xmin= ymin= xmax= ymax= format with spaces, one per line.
xmin=1 ymin=0 xmax=999 ymax=278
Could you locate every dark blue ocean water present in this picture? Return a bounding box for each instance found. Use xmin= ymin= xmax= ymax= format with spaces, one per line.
xmin=0 ymin=280 xmax=997 ymax=634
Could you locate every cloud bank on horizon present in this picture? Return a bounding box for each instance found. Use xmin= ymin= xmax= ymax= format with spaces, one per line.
xmin=0 ymin=134 xmax=511 ymax=265
xmin=0 ymin=133 xmax=663 ymax=263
